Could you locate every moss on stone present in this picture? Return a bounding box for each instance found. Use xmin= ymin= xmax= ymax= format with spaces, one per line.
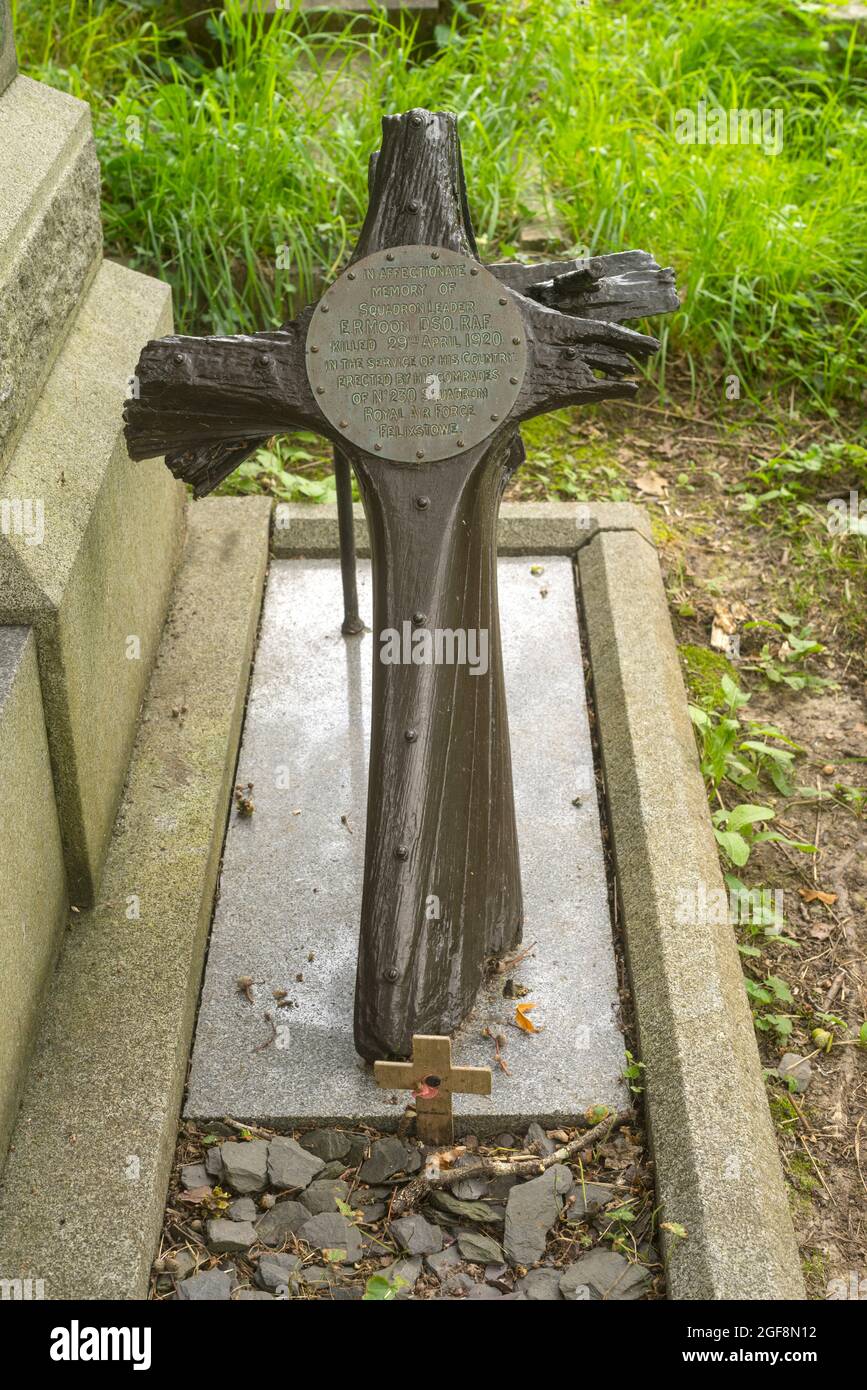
xmin=787 ymin=1151 xmax=820 ymax=1195
xmin=678 ymin=643 xmax=737 ymax=709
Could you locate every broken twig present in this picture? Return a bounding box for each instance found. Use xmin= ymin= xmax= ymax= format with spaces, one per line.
xmin=425 ymin=1109 xmax=630 ymax=1187
xmin=389 ymin=1109 xmax=631 ymax=1217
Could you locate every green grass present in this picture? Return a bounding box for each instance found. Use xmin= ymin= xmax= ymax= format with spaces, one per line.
xmin=12 ymin=0 xmax=867 ymax=414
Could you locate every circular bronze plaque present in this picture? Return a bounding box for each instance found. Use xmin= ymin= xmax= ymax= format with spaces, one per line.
xmin=306 ymin=246 xmax=527 ymax=463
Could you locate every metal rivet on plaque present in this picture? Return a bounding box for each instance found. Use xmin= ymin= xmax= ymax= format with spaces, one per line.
xmin=385 ymin=967 xmax=399 ymax=982
xmin=499 ymin=297 xmax=507 ymax=305
xmin=512 ymin=336 xmax=521 ymax=345
xmin=173 ymin=352 xmax=184 ymax=364
xmin=395 ymin=845 xmax=409 ymax=861
xmin=411 ymin=114 xmax=423 ymax=126
xmin=415 ymin=495 xmax=430 ymax=509
xmin=339 ymin=419 xmax=348 ymax=428
xmin=374 ymin=443 xmax=382 ymax=452
xmin=510 ymin=376 xmax=518 ymax=385
xmin=431 ymin=251 xmax=440 ymax=260
xmin=563 ymin=347 xmax=577 ymax=360
xmin=416 ymin=449 xmax=425 ymax=460
xmin=310 ymin=345 xmax=319 ymax=353
xmin=347 ymin=271 xmax=356 ymax=280
xmin=316 ymin=386 xmax=325 ymax=395
xmin=386 ymin=252 xmax=395 ymax=261
xmin=321 ymin=303 xmax=329 ymax=313
xmin=409 ymin=201 xmax=419 ymax=212
xmin=490 ymin=414 xmax=499 ymax=422
xmin=412 ymin=612 xmax=427 ymax=626
xmin=405 ymin=729 xmax=418 ymax=743
xmin=470 ymin=267 xmax=479 ymax=276
xmin=457 ymin=438 xmax=465 ymax=448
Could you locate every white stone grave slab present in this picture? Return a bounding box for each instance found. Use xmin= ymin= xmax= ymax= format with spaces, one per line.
xmin=186 ymin=556 xmax=626 ymax=1130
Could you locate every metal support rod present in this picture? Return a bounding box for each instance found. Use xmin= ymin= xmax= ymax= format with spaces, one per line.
xmin=334 ymin=446 xmax=364 ymax=635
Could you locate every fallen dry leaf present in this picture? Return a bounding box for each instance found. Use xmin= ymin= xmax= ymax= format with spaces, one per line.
xmin=428 ymin=1145 xmax=467 ymax=1171
xmin=809 ymin=923 xmax=833 ymax=940
xmin=515 ymin=1002 xmax=541 ymax=1033
xmin=503 ymin=977 xmax=530 ymax=999
xmin=178 ymin=1186 xmax=213 ymax=1205
xmin=799 ymin=888 xmax=838 ymax=906
xmin=634 ymin=470 xmax=668 ymax=498
xmin=712 ymin=599 xmax=749 ymax=633
xmin=710 ymin=599 xmax=749 ymax=655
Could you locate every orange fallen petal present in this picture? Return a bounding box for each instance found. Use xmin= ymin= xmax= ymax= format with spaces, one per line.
xmin=515 ymin=1002 xmax=540 ymax=1033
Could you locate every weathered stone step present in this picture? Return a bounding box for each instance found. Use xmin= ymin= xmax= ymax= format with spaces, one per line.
xmin=0 ymin=625 xmax=67 ymax=1167
xmin=0 ymin=75 xmax=102 ymax=464
xmin=0 ymin=498 xmax=270 ymax=1299
xmin=0 ymin=258 xmax=186 ymax=905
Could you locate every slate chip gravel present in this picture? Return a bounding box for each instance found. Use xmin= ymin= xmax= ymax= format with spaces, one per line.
xmin=154 ymin=1120 xmax=661 ymax=1300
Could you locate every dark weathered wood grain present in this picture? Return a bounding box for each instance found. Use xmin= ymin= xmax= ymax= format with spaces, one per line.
xmin=123 ymin=313 xmax=333 ymax=495
xmin=352 ymin=436 xmax=523 ymax=1059
xmin=490 ymin=249 xmax=678 ymax=323
xmin=353 ymin=110 xmax=478 ymax=263
xmin=512 ymin=294 xmax=661 ymax=422
xmin=347 ymin=113 xmax=523 ymax=1059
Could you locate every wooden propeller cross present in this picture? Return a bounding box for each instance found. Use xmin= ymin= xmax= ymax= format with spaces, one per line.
xmin=124 ymin=109 xmax=677 ymax=1064
xmin=374 ymin=1034 xmax=491 ymax=1144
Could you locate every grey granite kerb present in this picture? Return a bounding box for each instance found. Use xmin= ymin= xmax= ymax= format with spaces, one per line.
xmin=271 ymin=499 xmax=655 ymax=559
xmin=577 ymin=517 xmax=804 ymax=1301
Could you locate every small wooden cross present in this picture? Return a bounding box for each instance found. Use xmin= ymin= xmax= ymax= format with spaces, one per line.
xmin=374 ymin=1034 xmax=491 ymax=1145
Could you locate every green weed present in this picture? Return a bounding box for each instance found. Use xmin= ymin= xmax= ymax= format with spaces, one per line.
xmin=12 ymin=0 xmax=867 ymax=410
